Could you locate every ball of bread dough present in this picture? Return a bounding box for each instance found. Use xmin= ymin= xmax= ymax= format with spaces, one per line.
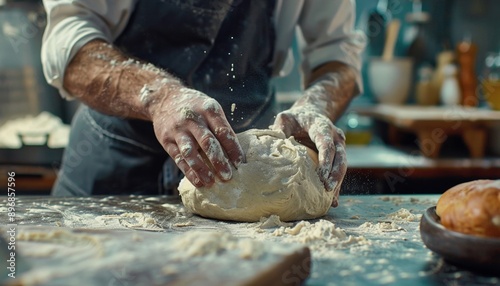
xmin=436 ymin=180 xmax=500 ymax=237
xmin=178 ymin=129 xmax=332 ymax=222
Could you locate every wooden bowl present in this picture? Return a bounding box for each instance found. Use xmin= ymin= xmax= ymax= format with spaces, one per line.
xmin=420 ymin=206 xmax=500 ymax=275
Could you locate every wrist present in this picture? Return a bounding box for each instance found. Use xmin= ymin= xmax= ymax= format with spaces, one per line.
xmin=141 ymin=77 xmax=184 ymax=121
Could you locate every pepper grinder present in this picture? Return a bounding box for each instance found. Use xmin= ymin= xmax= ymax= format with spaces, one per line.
xmin=456 ymin=37 xmax=478 ymax=106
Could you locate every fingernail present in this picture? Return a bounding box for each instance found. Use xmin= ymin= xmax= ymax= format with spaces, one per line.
xmin=337 ymin=128 xmax=346 ymax=141
xmin=331 ymin=198 xmax=339 ymax=207
xmin=234 ymin=158 xmax=242 ymax=168
xmin=235 ymin=154 xmax=245 ymax=167
xmin=220 ymin=167 xmax=232 ymax=181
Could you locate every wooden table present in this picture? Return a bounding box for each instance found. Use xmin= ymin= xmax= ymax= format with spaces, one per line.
xmin=358 ymin=105 xmax=500 ymax=158
xmin=1 ymin=195 xmax=498 ymax=286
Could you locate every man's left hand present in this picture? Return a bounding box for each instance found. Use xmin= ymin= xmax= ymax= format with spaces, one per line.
xmin=271 ymin=105 xmax=346 ymax=207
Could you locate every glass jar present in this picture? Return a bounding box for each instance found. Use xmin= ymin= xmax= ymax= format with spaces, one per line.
xmin=342 ymin=112 xmax=373 ymax=146
xmin=482 ymin=52 xmax=500 ymax=110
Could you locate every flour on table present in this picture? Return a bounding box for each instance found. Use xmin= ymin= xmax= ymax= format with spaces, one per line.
xmin=173 ymin=221 xmax=195 ymax=227
xmin=95 ymin=212 xmax=162 ymax=231
xmin=179 ymin=129 xmax=332 ymax=222
xmin=386 ymin=208 xmax=421 ymax=222
xmin=17 ymin=229 xmax=104 ymax=256
xmin=358 ymin=221 xmax=404 ymax=233
xmin=272 ymin=219 xmax=368 ymax=248
xmin=170 ymin=231 xmax=264 ymax=260
xmin=255 ymin=215 xmax=293 ymax=229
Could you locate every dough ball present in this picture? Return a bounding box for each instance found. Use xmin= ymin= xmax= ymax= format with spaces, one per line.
xmin=436 ymin=180 xmax=500 ymax=237
xmin=178 ymin=129 xmax=332 ymax=222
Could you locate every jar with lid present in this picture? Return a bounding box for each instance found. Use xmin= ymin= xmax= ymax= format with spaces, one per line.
xmin=483 ymin=51 xmax=500 ymax=110
xmin=415 ymin=65 xmax=436 ymax=105
xmin=342 ymin=112 xmax=373 ymax=146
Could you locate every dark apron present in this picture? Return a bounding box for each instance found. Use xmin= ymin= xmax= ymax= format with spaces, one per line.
xmin=52 ymin=0 xmax=277 ymax=196
xmin=115 ymin=0 xmax=276 ymax=131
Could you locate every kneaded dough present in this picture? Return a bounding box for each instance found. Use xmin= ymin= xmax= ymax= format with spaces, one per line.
xmin=178 ymin=129 xmax=333 ymax=222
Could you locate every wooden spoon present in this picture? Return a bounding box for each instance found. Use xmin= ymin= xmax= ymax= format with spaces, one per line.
xmin=382 ymin=19 xmax=401 ymax=61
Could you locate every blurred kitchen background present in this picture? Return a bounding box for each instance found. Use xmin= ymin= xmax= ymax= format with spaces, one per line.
xmin=1 ymin=0 xmax=499 ymax=195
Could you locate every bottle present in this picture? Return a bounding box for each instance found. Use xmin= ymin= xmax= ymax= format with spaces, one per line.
xmin=456 ymin=38 xmax=478 ymax=106
xmin=415 ymin=65 xmax=436 ymax=105
xmin=431 ymin=51 xmax=455 ymax=102
xmin=440 ymin=64 xmax=461 ymax=106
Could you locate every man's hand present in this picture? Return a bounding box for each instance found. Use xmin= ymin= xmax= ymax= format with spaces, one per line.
xmin=63 ymin=40 xmax=244 ymax=188
xmin=271 ymin=62 xmax=358 ymax=207
xmin=148 ymin=87 xmax=244 ymax=188
xmin=272 ymin=105 xmax=346 ymax=207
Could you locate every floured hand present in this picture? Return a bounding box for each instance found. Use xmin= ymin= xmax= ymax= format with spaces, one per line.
xmin=271 ymin=105 xmax=346 ymax=207
xmin=148 ymin=87 xmax=244 ymax=188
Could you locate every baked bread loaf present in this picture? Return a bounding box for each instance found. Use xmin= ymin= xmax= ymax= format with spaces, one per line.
xmin=436 ymin=180 xmax=500 ymax=238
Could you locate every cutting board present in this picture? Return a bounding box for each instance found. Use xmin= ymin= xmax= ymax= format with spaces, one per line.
xmin=3 ymin=226 xmax=310 ymax=286
xmin=358 ymin=104 xmax=500 ymax=158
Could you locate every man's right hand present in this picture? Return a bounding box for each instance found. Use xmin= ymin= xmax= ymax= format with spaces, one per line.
xmin=148 ymin=87 xmax=244 ymax=188
xmin=63 ymin=40 xmax=243 ymax=188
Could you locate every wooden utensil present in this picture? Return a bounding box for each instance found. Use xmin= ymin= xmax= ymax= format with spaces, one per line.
xmin=382 ymin=19 xmax=401 ymax=61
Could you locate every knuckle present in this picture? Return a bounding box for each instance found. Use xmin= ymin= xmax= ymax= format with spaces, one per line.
xmin=179 ymin=106 xmax=201 ymax=122
xmin=214 ymin=126 xmax=232 ymax=137
xmin=180 ymin=144 xmax=193 ymax=157
xmin=165 ymin=144 xmax=179 ymax=156
xmin=199 ymin=133 xmax=217 ymax=149
xmin=202 ymin=98 xmax=223 ymax=114
xmin=189 ymin=155 xmax=207 ymax=173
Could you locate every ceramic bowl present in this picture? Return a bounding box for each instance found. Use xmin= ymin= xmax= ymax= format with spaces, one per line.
xmin=368 ymin=57 xmax=413 ymax=105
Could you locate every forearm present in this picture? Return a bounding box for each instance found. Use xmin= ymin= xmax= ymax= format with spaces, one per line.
xmin=63 ymin=39 xmax=184 ymax=121
xmin=294 ymin=61 xmax=358 ymax=123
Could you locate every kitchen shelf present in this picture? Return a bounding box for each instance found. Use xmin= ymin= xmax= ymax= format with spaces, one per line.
xmin=0 ymin=164 xmax=56 ymax=194
xmin=344 ymin=144 xmax=500 ymax=195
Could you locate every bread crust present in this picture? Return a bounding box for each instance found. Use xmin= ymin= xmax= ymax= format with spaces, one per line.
xmin=436 ymin=180 xmax=500 ymax=238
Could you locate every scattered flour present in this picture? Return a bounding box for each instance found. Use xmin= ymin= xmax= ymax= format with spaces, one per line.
xmin=173 ymin=221 xmax=195 ymax=227
xmin=379 ymin=196 xmax=405 ymax=205
xmin=272 ymin=219 xmax=369 ymax=248
xmin=386 ymin=208 xmax=421 ymax=222
xmin=17 ymin=229 xmax=104 ymax=256
xmin=95 ymin=212 xmax=162 ymax=231
xmin=170 ymin=231 xmax=264 ymax=260
xmin=358 ymin=221 xmax=405 ymax=233
xmin=255 ymin=215 xmax=293 ymax=229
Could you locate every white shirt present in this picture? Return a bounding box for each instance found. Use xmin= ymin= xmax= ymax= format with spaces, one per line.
xmin=41 ymin=0 xmax=366 ymax=99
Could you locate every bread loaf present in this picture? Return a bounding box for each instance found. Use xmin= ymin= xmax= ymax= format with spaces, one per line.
xmin=436 ymin=180 xmax=500 ymax=238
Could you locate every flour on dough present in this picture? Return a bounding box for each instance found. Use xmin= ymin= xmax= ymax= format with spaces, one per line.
xmin=178 ymin=129 xmax=333 ymax=222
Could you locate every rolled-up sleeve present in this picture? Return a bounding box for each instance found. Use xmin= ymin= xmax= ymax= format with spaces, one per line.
xmin=41 ymin=0 xmax=136 ymax=98
xmin=298 ymin=0 xmax=366 ymax=91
